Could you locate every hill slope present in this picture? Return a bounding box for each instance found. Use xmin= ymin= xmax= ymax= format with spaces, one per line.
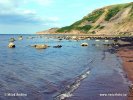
xmin=37 ymin=2 xmax=133 ymax=36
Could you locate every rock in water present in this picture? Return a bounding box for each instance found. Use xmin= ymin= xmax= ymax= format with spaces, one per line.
xmin=9 ymin=38 xmax=15 ymax=42
xmin=81 ymin=43 xmax=88 ymax=46
xmin=105 ymin=40 xmax=109 ymax=42
xmin=53 ymin=45 xmax=62 ymax=48
xmin=95 ymin=39 xmax=100 ymax=42
xmin=18 ymin=36 xmax=23 ymax=40
xmin=33 ymin=44 xmax=49 ymax=49
xmin=88 ymin=38 xmax=90 ymax=40
xmin=8 ymin=42 xmax=15 ymax=48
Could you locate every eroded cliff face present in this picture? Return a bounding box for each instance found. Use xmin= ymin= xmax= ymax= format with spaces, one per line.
xmin=37 ymin=2 xmax=133 ymax=36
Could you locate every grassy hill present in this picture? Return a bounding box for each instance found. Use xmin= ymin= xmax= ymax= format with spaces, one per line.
xmin=37 ymin=2 xmax=133 ymax=36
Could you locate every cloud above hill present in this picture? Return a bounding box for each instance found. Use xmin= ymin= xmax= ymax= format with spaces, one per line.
xmin=0 ymin=0 xmax=58 ymax=25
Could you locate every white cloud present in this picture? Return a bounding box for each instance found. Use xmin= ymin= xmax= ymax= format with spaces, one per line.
xmin=0 ymin=9 xmax=59 ymax=25
xmin=0 ymin=0 xmax=58 ymax=25
xmin=23 ymin=10 xmax=36 ymax=15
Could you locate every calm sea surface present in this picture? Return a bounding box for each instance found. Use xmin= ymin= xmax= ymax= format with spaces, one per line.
xmin=0 ymin=34 xmax=130 ymax=100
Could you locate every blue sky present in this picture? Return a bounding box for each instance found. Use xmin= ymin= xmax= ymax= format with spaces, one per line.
xmin=0 ymin=0 xmax=132 ymax=34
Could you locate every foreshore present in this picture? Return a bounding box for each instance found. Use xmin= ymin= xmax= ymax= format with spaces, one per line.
xmin=118 ymin=46 xmax=133 ymax=82
xmin=117 ymin=46 xmax=133 ymax=99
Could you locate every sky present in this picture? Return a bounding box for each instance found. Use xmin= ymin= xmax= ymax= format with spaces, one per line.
xmin=0 ymin=0 xmax=132 ymax=34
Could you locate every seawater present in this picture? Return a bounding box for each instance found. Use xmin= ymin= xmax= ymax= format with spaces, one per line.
xmin=0 ymin=34 xmax=130 ymax=100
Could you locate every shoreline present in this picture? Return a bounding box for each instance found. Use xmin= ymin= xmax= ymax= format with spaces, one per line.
xmin=117 ymin=46 xmax=133 ymax=82
xmin=3 ymin=34 xmax=133 ymax=100
xmin=67 ymin=46 xmax=129 ymax=100
xmin=117 ymin=46 xmax=133 ymax=99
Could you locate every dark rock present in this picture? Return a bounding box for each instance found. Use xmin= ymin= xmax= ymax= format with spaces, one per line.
xmin=53 ymin=45 xmax=62 ymax=48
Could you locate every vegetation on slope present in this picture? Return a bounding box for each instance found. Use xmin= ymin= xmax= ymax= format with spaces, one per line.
xmin=86 ymin=9 xmax=104 ymax=23
xmin=55 ymin=2 xmax=133 ymax=34
xmin=105 ymin=3 xmax=132 ymax=21
xmin=57 ymin=25 xmax=92 ymax=33
xmin=57 ymin=9 xmax=104 ymax=33
xmin=76 ymin=25 xmax=92 ymax=32
xmin=94 ymin=25 xmax=105 ymax=29
xmin=105 ymin=7 xmax=120 ymax=21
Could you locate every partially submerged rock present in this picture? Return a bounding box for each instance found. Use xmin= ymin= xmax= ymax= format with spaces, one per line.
xmin=105 ymin=40 xmax=109 ymax=42
xmin=8 ymin=42 xmax=15 ymax=48
xmin=81 ymin=43 xmax=88 ymax=46
xmin=95 ymin=39 xmax=100 ymax=42
xmin=9 ymin=38 xmax=15 ymax=42
xmin=53 ymin=45 xmax=62 ymax=48
xmin=18 ymin=36 xmax=23 ymax=40
xmin=71 ymin=36 xmax=77 ymax=40
xmin=32 ymin=44 xmax=49 ymax=49
xmin=59 ymin=38 xmax=62 ymax=41
xmin=88 ymin=38 xmax=91 ymax=40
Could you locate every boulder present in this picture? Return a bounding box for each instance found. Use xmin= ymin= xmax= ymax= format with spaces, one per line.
xmin=9 ymin=38 xmax=15 ymax=42
xmin=33 ymin=44 xmax=49 ymax=49
xmin=81 ymin=43 xmax=88 ymax=46
xmin=105 ymin=40 xmax=109 ymax=42
xmin=8 ymin=42 xmax=15 ymax=48
xmin=18 ymin=36 xmax=23 ymax=40
xmin=95 ymin=39 xmax=100 ymax=42
xmin=88 ymin=38 xmax=90 ymax=40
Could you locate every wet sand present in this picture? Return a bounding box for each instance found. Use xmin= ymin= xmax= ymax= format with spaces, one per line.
xmin=117 ymin=46 xmax=133 ymax=100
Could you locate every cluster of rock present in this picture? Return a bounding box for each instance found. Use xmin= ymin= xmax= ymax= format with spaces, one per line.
xmin=7 ymin=34 xmax=132 ymax=50
xmin=8 ymin=36 xmax=23 ymax=48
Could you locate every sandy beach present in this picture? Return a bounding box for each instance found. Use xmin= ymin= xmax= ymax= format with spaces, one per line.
xmin=117 ymin=46 xmax=133 ymax=99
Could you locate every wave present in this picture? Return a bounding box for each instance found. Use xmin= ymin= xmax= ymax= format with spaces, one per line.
xmin=55 ymin=70 xmax=91 ymax=100
xmin=54 ymin=59 xmax=94 ymax=100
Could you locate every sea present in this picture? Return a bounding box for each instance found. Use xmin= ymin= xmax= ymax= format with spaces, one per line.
xmin=0 ymin=34 xmax=130 ymax=100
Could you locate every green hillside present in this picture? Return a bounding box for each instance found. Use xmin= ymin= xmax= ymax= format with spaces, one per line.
xmin=56 ymin=2 xmax=133 ymax=34
xmin=37 ymin=2 xmax=133 ymax=35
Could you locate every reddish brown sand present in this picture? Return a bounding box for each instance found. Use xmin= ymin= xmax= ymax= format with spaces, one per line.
xmin=118 ymin=46 xmax=133 ymax=100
